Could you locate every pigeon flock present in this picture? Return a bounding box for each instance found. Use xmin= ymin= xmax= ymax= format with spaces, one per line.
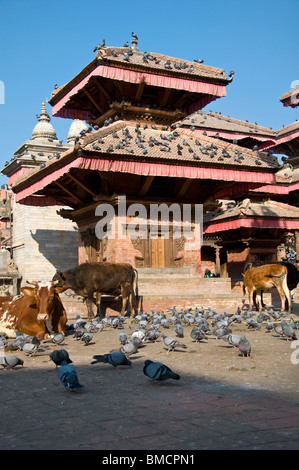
xmin=0 ymin=303 xmax=297 ymax=390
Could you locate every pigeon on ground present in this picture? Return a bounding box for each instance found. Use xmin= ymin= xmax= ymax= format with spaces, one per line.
xmin=190 ymin=326 xmax=206 ymax=343
xmin=143 ymin=360 xmax=180 ymax=383
xmin=57 ymin=361 xmax=84 ymax=392
xmin=81 ymin=332 xmax=93 ymax=345
xmin=281 ymin=320 xmax=297 ymax=341
xmin=95 ymin=322 xmax=105 ymax=332
xmin=119 ymin=340 xmax=139 ymax=357
xmin=0 ymin=336 xmax=8 ymax=348
xmin=73 ymin=326 xmax=85 ymax=340
xmin=174 ymin=319 xmax=184 ymax=338
xmin=21 ymin=336 xmax=43 ymax=356
xmin=227 ymin=334 xmax=241 ymax=348
xmin=74 ymin=314 xmax=86 ymax=329
xmin=49 ymin=349 xmax=72 ymax=368
xmin=246 ymin=318 xmax=261 ymax=330
xmin=9 ymin=333 xmax=27 ymax=351
xmin=213 ymin=326 xmax=231 ymax=339
xmin=265 ymin=320 xmax=274 ymax=332
xmin=0 ymin=354 xmax=24 ymax=370
xmin=44 ymin=333 xmax=65 ymax=345
xmin=118 ymin=331 xmax=128 ymax=345
xmin=238 ymin=336 xmax=251 ymax=357
xmin=161 ymin=334 xmax=187 ymax=353
xmin=91 ymin=352 xmax=132 ymax=369
xmin=274 ymin=323 xmax=283 ymax=336
xmin=145 ymin=329 xmax=160 ymax=342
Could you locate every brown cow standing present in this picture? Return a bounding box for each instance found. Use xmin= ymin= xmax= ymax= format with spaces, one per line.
xmin=242 ymin=264 xmax=291 ymax=312
xmin=52 ymin=262 xmax=139 ymax=318
xmin=0 ymin=281 xmax=69 ymax=338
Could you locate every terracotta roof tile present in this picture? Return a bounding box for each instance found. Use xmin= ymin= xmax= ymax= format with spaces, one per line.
xmin=11 ymin=120 xmax=280 ymax=191
xmin=181 ymin=111 xmax=276 ymax=137
xmin=204 ymin=199 xmax=299 ymax=223
xmin=81 ymin=120 xmax=280 ymax=171
xmin=99 ymin=47 xmax=230 ymax=82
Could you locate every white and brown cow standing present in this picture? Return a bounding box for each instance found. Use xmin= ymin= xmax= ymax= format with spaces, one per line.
xmin=242 ymin=264 xmax=292 ymax=312
xmin=0 ymin=281 xmax=70 ymax=338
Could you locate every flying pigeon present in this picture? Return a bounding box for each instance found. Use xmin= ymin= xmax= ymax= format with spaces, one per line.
xmin=91 ymin=352 xmax=132 ymax=369
xmin=161 ymin=334 xmax=187 ymax=353
xmin=49 ymin=349 xmax=72 ymax=368
xmin=143 ymin=360 xmax=180 ymax=383
xmin=0 ymin=354 xmax=24 ymax=370
xmin=238 ymin=336 xmax=251 ymax=357
xmin=57 ymin=361 xmax=84 ymax=392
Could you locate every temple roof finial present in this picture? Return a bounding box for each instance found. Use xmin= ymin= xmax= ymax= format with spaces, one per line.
xmin=131 ymin=32 xmax=139 ymax=52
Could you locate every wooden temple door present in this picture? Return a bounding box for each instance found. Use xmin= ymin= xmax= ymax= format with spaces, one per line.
xmin=150 ymin=237 xmax=166 ymax=268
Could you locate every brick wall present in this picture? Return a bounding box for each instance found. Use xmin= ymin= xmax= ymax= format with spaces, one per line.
xmin=12 ymin=200 xmax=78 ymax=284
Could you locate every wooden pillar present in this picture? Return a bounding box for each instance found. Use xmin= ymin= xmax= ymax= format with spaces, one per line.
xmin=215 ymin=247 xmax=221 ymax=276
xmin=295 ymin=231 xmax=299 ymax=269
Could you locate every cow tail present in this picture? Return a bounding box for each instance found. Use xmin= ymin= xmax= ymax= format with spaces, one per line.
xmin=133 ymin=268 xmax=139 ymax=315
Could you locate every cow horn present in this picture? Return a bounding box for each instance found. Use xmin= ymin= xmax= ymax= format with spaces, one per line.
xmin=26 ymin=280 xmax=39 ymax=287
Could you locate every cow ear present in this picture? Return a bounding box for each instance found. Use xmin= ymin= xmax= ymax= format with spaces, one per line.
xmin=20 ymin=286 xmax=35 ymax=296
xmin=241 ymin=273 xmax=245 ymax=277
xmin=54 ymin=285 xmax=72 ymax=294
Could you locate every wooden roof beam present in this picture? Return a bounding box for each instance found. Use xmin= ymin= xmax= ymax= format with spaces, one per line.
xmin=55 ymin=181 xmax=84 ymax=203
xmin=83 ymin=88 xmax=104 ymax=114
xmin=135 ymin=81 xmax=146 ymax=103
xmin=173 ymin=92 xmax=194 ymax=109
xmin=176 ymin=178 xmax=192 ymax=199
xmin=160 ymin=88 xmax=171 ymax=107
xmin=67 ymin=173 xmax=97 ymax=197
xmin=138 ymin=175 xmax=155 ymax=197
xmin=94 ymin=78 xmax=111 ymax=101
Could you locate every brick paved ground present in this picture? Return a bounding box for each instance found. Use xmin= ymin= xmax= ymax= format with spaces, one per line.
xmin=1 ymin=299 xmax=299 ymax=451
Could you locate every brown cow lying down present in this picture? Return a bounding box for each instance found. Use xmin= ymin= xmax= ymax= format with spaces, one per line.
xmin=242 ymin=264 xmax=291 ymax=312
xmin=0 ymin=281 xmax=70 ymax=338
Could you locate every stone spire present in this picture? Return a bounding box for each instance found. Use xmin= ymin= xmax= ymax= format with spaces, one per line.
xmin=67 ymin=119 xmax=88 ymax=145
xmin=31 ymin=102 xmax=57 ymax=141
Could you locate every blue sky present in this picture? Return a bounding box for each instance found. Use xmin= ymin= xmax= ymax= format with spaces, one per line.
xmin=0 ymin=0 xmax=298 ymax=187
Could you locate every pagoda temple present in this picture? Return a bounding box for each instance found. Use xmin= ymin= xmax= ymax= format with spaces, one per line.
xmin=9 ymin=34 xmax=299 ymax=307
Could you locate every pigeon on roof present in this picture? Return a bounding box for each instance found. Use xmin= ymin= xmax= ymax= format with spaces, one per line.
xmin=93 ymin=39 xmax=106 ymax=52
